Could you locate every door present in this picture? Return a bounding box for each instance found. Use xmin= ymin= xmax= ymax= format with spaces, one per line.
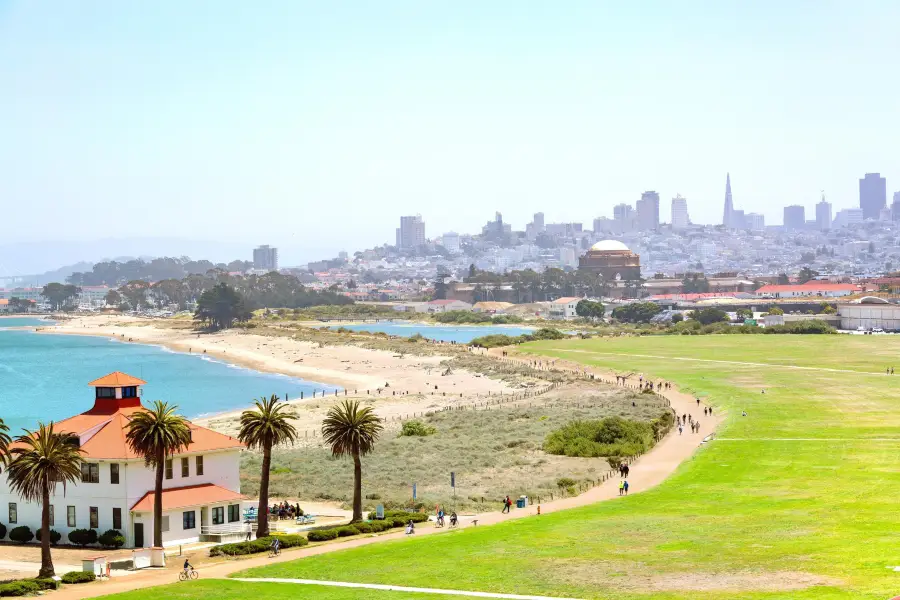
xmin=134 ymin=523 xmax=144 ymax=548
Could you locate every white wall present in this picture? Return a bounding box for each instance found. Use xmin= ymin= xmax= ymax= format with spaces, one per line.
xmin=0 ymin=449 xmax=241 ymax=548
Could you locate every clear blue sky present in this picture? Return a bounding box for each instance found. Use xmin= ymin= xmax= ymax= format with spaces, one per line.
xmin=2 ymin=1 xmax=898 ymax=265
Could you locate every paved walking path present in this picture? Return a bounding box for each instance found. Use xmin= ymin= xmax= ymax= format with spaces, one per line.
xmin=233 ymin=577 xmax=585 ymax=600
xmin=51 ymin=351 xmax=722 ymax=600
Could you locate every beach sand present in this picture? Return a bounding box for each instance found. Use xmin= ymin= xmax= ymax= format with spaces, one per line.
xmin=40 ymin=315 xmax=523 ymax=434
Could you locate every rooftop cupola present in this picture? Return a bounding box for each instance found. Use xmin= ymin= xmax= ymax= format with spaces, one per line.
xmin=87 ymin=371 xmax=146 ymax=412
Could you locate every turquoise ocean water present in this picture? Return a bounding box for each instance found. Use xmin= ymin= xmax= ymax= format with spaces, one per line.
xmin=0 ymin=325 xmax=337 ymax=434
xmin=327 ymin=322 xmax=536 ymax=343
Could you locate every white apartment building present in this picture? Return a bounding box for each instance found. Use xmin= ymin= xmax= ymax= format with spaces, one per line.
xmin=79 ymin=286 xmax=112 ymax=308
xmin=0 ymin=372 xmax=245 ymax=549
xmin=549 ymin=297 xmax=581 ymax=319
xmin=671 ymin=195 xmax=689 ymax=229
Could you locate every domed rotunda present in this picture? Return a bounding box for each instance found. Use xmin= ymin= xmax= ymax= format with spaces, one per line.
xmin=578 ymin=239 xmax=641 ymax=281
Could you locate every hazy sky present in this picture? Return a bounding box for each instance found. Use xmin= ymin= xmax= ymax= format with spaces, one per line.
xmin=2 ymin=1 xmax=899 ymax=266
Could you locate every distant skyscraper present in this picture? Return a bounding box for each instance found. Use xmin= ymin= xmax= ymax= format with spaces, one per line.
xmin=396 ymin=215 xmax=426 ymax=249
xmin=783 ymin=205 xmax=806 ymax=230
xmin=859 ymin=173 xmax=887 ymax=220
xmin=746 ymin=213 xmax=765 ymax=231
xmin=671 ymin=195 xmax=689 ymax=229
xmin=636 ymin=191 xmax=660 ymax=231
xmin=893 ymin=192 xmax=900 ymax=222
xmin=441 ymin=232 xmax=461 ymax=253
xmin=252 ymin=245 xmax=278 ymax=271
xmin=613 ymin=203 xmax=634 ymax=221
xmin=816 ymin=194 xmax=832 ymax=231
xmin=533 ymin=212 xmax=544 ymax=231
xmin=722 ymin=173 xmax=735 ymax=228
xmin=833 ymin=208 xmax=864 ymax=228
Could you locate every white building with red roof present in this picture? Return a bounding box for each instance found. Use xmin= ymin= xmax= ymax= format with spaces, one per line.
xmin=754 ymin=281 xmax=860 ymax=299
xmin=0 ymin=372 xmax=246 ymax=549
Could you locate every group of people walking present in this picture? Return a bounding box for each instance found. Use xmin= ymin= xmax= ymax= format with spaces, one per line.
xmin=677 ymin=413 xmax=701 ymax=435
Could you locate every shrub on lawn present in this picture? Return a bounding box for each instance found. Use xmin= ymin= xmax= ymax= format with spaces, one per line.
xmin=36 ymin=528 xmax=62 ymax=545
xmin=543 ymin=416 xmax=655 ymax=459
xmin=209 ymin=534 xmax=309 ymax=557
xmin=335 ymin=526 xmax=360 ymax=538
xmin=98 ymin=529 xmax=125 ymax=549
xmin=352 ymin=522 xmax=373 ymax=533
xmin=0 ymin=580 xmax=40 ymax=596
xmin=61 ymin=571 xmax=96 ymax=584
xmin=68 ymin=529 xmax=98 ymax=547
xmin=306 ymin=529 xmax=339 ymax=542
xmin=8 ymin=526 xmax=33 ymax=544
xmin=0 ymin=523 xmax=6 ymax=539
xmin=367 ymin=510 xmax=428 ymax=523
xmin=30 ymin=579 xmax=60 ymax=591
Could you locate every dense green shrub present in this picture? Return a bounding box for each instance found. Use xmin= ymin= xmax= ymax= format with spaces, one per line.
xmin=368 ymin=510 xmax=428 ymax=524
xmin=335 ymin=526 xmax=360 ymax=538
xmin=399 ymin=420 xmax=437 ymax=437
xmin=306 ymin=529 xmax=339 ymax=542
xmin=30 ymin=579 xmax=59 ymax=591
xmin=352 ymin=522 xmax=374 ymax=533
xmin=0 ymin=523 xmax=6 ymax=539
xmin=469 ymin=334 xmax=519 ymax=348
xmin=543 ymin=416 xmax=655 ymax=458
xmin=611 ymin=302 xmax=662 ymax=323
xmin=68 ymin=529 xmax=97 ymax=547
xmin=98 ymin=529 xmax=125 ymax=549
xmin=209 ymin=534 xmax=309 ymax=557
xmin=35 ymin=528 xmax=62 ymax=545
xmin=8 ymin=526 xmax=33 ymax=544
xmin=691 ymin=308 xmax=729 ymax=325
xmin=0 ymin=580 xmax=40 ymax=596
xmin=61 ymin=571 xmax=96 ymax=584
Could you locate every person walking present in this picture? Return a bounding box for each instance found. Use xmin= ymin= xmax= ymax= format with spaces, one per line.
xmin=623 ymin=480 xmax=629 ymax=495
xmin=618 ymin=480 xmax=625 ymax=496
xmin=622 ymin=464 xmax=629 ymax=478
xmin=501 ymin=495 xmax=511 ymax=514
xmin=678 ymin=424 xmax=683 ymax=435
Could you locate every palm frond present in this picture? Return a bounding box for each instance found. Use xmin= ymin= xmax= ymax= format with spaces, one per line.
xmin=321 ymin=400 xmax=383 ymax=458
xmin=238 ymin=394 xmax=298 ymax=450
xmin=7 ymin=423 xmax=83 ymax=503
xmin=125 ymin=400 xmax=192 ymax=466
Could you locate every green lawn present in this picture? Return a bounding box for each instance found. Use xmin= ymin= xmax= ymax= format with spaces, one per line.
xmin=97 ymin=580 xmax=461 ymax=600
xmin=229 ymin=336 xmax=900 ymax=599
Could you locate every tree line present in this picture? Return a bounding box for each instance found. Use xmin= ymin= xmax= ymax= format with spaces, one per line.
xmin=67 ymin=257 xmax=255 ymax=286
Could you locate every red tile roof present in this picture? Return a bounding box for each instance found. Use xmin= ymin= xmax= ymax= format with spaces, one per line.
xmin=131 ymin=483 xmax=246 ymax=512
xmin=756 ymin=282 xmax=859 ymax=293
xmin=88 ymin=372 xmax=147 ymax=387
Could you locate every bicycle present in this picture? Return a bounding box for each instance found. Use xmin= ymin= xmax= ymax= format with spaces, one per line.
xmin=268 ymin=547 xmax=281 ymax=558
xmin=178 ymin=568 xmax=199 ymax=581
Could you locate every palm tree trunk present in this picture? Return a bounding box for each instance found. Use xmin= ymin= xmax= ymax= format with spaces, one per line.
xmin=38 ymin=483 xmax=54 ymax=579
xmin=153 ymin=451 xmax=164 ymax=548
xmin=256 ymin=442 xmax=272 ymax=538
xmin=352 ymin=451 xmax=362 ymax=523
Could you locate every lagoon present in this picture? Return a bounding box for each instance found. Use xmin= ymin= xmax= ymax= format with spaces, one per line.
xmin=0 ymin=329 xmax=337 ymax=433
xmin=328 ymin=322 xmax=536 ymax=343
xmin=0 ymin=317 xmax=55 ymax=328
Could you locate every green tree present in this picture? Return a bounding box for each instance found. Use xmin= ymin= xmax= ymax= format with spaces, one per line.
xmin=468 ymin=264 xmax=477 ymax=279
xmin=777 ymin=273 xmax=790 ymax=285
xmin=194 ymin=283 xmax=251 ymax=330
xmin=119 ymin=280 xmax=151 ymax=310
xmin=104 ymin=290 xmax=122 ymax=307
xmin=691 ymin=308 xmax=729 ymax=325
xmin=611 ymin=302 xmax=662 ymax=323
xmin=9 ymin=297 xmax=34 ymax=313
xmin=238 ymin=395 xmax=298 ymax=538
xmin=321 ymin=400 xmax=383 ymax=522
xmin=736 ymin=308 xmax=753 ymax=321
xmin=575 ymin=299 xmax=605 ymax=320
xmin=7 ymin=423 xmax=82 ymax=578
xmin=797 ymin=267 xmax=820 ymax=284
xmin=768 ymin=306 xmax=785 ymax=315
xmin=125 ymin=401 xmax=191 ymax=550
xmin=40 ymin=283 xmax=81 ymax=311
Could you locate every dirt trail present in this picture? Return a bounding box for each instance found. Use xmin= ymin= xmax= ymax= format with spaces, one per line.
xmin=51 ymin=349 xmax=723 ymax=600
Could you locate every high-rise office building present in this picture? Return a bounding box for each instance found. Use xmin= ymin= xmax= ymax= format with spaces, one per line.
xmin=746 ymin=213 xmax=765 ymax=231
xmin=859 ymin=173 xmax=887 ymax=220
xmin=441 ymin=232 xmax=461 ymax=253
xmin=833 ymin=208 xmax=864 ymax=228
xmin=636 ymin=191 xmax=660 ymax=231
xmin=671 ymin=195 xmax=689 ymax=229
xmin=816 ymin=195 xmax=832 ymax=231
xmin=533 ymin=212 xmax=544 ymax=231
xmin=722 ymin=173 xmax=735 ymax=228
xmin=613 ymin=203 xmax=634 ymax=222
xmin=783 ymin=205 xmax=806 ymax=230
xmin=396 ymin=215 xmax=426 ymax=249
xmin=892 ymin=192 xmax=900 ymax=222
xmin=252 ymin=245 xmax=278 ymax=271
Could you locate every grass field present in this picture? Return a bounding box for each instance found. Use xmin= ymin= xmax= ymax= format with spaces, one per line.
xmin=242 ymin=382 xmax=664 ymax=512
xmin=99 ymin=580 xmax=463 ymax=600
xmin=226 ymin=335 xmax=900 ymax=599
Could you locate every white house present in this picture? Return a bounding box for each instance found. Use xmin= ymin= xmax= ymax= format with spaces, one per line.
xmin=0 ymin=372 xmax=246 ymax=550
xmin=426 ymin=299 xmax=473 ymax=313
xmin=549 ymin=297 xmax=581 ymax=319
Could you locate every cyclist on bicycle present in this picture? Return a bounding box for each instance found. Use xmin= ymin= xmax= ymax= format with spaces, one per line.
xmin=183 ymin=559 xmax=193 ymax=577
xmin=270 ymin=537 xmax=281 ymax=555
xmin=449 ymin=512 xmax=458 ymax=527
xmin=436 ymin=508 xmax=445 ymax=527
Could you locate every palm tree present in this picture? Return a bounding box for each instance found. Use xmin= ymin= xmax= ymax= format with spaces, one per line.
xmin=321 ymin=400 xmax=383 ymax=522
xmin=125 ymin=401 xmax=191 ymax=549
xmin=6 ymin=423 xmax=82 ymax=578
xmin=238 ymin=394 xmax=298 ymax=538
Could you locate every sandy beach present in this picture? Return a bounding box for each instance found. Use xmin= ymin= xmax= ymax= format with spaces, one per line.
xmin=36 ymin=315 xmax=526 ymax=435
